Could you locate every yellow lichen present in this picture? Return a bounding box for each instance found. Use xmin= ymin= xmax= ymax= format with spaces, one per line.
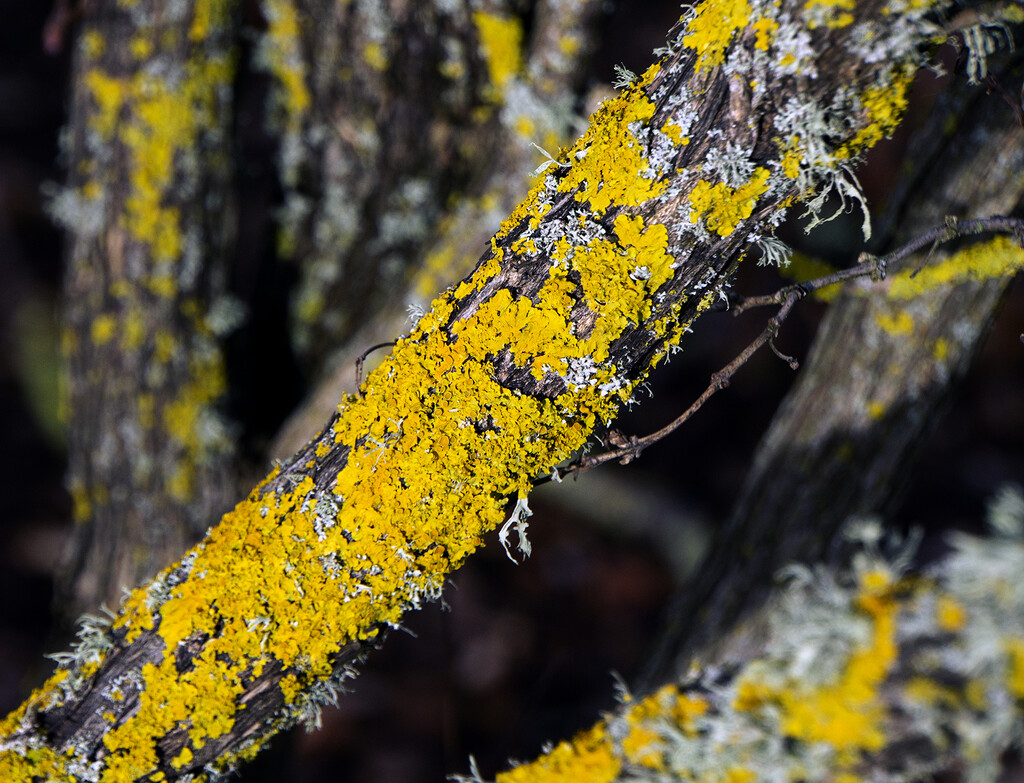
xmin=556 ymin=65 xmax=666 ymax=215
xmin=82 ymin=29 xmax=106 ymax=59
xmin=263 ymin=0 xmax=311 ymax=132
xmin=780 ymin=251 xmax=842 ymax=301
xmin=904 ymin=677 xmax=965 ymax=709
xmin=752 ymin=16 xmax=779 ymax=49
xmin=84 ymin=69 xmax=128 ymax=138
xmin=1004 ymin=638 xmax=1024 ymax=700
xmin=683 ymin=0 xmax=752 ymax=71
xmin=718 ymin=768 xmax=757 ymax=783
xmin=495 ymin=724 xmax=619 ymax=783
xmin=839 ymin=64 xmax=916 ymax=159
xmin=804 ymin=0 xmax=855 ymax=28
xmin=170 ymin=746 xmax=193 ymax=770
xmin=362 ymin=41 xmax=388 ymax=72
xmin=661 ymin=119 xmax=690 ymax=146
xmin=886 ymin=236 xmax=1024 ymax=300
xmin=689 ymin=168 xmax=770 ymax=237
xmin=875 ymin=309 xmax=914 ymax=336
xmin=190 ymin=0 xmax=232 ymax=42
xmin=734 ymin=569 xmax=898 ymax=766
xmin=91 ymin=313 xmax=117 ymax=346
xmin=936 ymin=595 xmax=966 ymax=632
xmin=161 ymin=352 xmax=228 ymax=501
xmin=472 ymin=11 xmax=523 ymax=93
xmin=84 ymin=39 xmax=235 ymax=265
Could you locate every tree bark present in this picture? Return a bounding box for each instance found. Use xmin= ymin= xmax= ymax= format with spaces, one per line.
xmin=490 ymin=496 xmax=1024 ymax=783
xmin=3 ymin=1 xmax=1020 ymax=780
xmin=53 ymin=0 xmax=240 ymax=621
xmin=641 ymin=48 xmax=1024 ymax=684
xmin=266 ymin=0 xmax=604 ymax=457
xmin=259 ymin=0 xmax=602 ymax=373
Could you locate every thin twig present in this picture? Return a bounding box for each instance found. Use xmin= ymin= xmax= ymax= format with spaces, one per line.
xmin=982 ymin=74 xmax=1024 ymax=131
xmin=355 ymin=342 xmax=397 ymax=396
xmin=537 ymin=215 xmax=1024 ymax=484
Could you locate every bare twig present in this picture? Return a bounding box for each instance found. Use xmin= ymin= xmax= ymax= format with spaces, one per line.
xmin=539 ymin=215 xmax=1024 ymax=483
xmin=355 ymin=342 xmax=396 ymax=396
xmin=982 ymin=74 xmax=1024 ymax=131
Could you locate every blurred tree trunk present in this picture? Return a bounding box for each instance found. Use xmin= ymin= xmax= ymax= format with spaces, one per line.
xmin=54 ymin=0 xmax=240 ymax=622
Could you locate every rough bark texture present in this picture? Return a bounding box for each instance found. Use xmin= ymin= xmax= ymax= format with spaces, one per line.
xmin=490 ymin=494 xmax=1024 ymax=783
xmin=260 ymin=0 xmax=601 ymax=372
xmin=53 ymin=0 xmax=240 ymax=621
xmin=267 ymin=0 xmax=603 ymax=457
xmin=642 ymin=48 xmax=1024 ymax=684
xmin=2 ymin=0 xmax=1020 ymax=780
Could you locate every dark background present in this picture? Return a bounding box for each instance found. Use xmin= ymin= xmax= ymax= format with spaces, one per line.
xmin=1 ymin=2 xmax=1022 ymax=781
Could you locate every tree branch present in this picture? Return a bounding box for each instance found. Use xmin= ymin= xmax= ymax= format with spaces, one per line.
xmin=643 ymin=55 xmax=1024 ymax=685
xmin=544 ymin=215 xmax=1023 ymax=477
xmin=3 ymin=1 xmax=1018 ymax=780
xmin=486 ymin=495 xmax=1024 ymax=783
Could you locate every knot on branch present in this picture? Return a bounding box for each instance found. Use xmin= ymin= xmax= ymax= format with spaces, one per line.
xmin=607 ymin=429 xmax=643 ymax=465
xmin=859 ymin=252 xmax=887 ymax=282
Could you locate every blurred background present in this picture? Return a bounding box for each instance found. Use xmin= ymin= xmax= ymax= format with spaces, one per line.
xmin=1 ymin=1 xmax=1022 ymax=781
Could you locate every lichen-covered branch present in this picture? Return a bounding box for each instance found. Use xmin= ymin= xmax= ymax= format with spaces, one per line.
xmin=642 ymin=53 xmax=1024 ymax=684
xmin=484 ymin=489 xmax=1024 ymax=783
xmin=51 ymin=0 xmax=241 ymax=620
xmin=3 ymin=0 xmax=1018 ymax=779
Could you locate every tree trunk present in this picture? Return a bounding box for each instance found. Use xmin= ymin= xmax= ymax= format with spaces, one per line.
xmin=53 ymin=0 xmax=240 ymax=622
